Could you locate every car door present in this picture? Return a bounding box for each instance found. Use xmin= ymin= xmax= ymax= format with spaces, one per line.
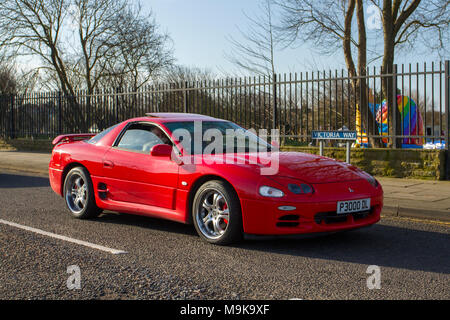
xmin=101 ymin=122 xmax=179 ymax=209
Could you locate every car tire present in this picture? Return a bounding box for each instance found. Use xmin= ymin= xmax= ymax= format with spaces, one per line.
xmin=192 ymin=180 xmax=243 ymax=245
xmin=63 ymin=167 xmax=102 ymax=219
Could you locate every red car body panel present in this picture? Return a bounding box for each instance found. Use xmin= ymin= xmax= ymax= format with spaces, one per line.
xmin=49 ymin=114 xmax=383 ymax=235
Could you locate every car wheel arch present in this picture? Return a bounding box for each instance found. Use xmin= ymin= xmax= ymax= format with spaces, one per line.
xmin=186 ymin=175 xmax=242 ymax=225
xmin=61 ymin=162 xmax=89 ymax=195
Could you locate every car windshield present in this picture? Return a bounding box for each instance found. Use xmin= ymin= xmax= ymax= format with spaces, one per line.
xmin=164 ymin=121 xmax=275 ymax=155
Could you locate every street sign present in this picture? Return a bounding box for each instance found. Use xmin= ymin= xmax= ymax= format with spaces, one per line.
xmin=311 ymin=131 xmax=357 ymax=164
xmin=312 ymin=130 xmax=357 ymax=140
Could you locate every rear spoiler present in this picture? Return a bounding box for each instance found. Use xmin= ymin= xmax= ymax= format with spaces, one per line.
xmin=52 ymin=133 xmax=96 ymax=145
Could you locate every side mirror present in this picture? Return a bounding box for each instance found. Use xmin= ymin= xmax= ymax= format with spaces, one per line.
xmin=150 ymin=144 xmax=173 ymax=157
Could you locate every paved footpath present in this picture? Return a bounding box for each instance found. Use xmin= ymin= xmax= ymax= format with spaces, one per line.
xmin=0 ymin=151 xmax=51 ymax=175
xmin=378 ymin=177 xmax=450 ymax=221
xmin=1 ymin=150 xmax=449 ymax=222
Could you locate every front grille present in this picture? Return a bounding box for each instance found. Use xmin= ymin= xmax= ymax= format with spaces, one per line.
xmin=314 ymin=208 xmax=373 ymax=225
xmin=276 ymin=214 xmax=300 ymax=227
xmin=279 ymin=214 xmax=300 ymax=221
xmin=276 ymin=222 xmax=300 ymax=227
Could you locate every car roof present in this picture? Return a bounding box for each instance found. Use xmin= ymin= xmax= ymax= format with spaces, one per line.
xmin=94 ymin=113 xmax=229 ymax=146
xmin=147 ymin=113 xmax=218 ymax=120
xmin=126 ymin=113 xmax=225 ymax=124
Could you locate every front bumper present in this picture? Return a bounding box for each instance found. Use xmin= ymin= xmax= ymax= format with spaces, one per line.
xmin=240 ymin=182 xmax=383 ymax=235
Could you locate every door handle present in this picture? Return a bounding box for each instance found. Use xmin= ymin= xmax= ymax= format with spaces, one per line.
xmin=103 ymin=160 xmax=114 ymax=168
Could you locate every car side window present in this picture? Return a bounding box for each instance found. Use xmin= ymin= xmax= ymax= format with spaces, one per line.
xmin=87 ymin=124 xmax=118 ymax=144
xmin=116 ymin=124 xmax=171 ymax=153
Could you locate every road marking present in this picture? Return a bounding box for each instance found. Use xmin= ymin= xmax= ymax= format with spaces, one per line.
xmin=0 ymin=219 xmax=127 ymax=255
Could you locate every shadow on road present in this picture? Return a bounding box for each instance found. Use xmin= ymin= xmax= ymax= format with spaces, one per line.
xmin=235 ymin=224 xmax=450 ymax=274
xmin=96 ymin=211 xmax=449 ymax=274
xmin=95 ymin=212 xmax=196 ymax=236
xmin=0 ymin=173 xmax=49 ymax=188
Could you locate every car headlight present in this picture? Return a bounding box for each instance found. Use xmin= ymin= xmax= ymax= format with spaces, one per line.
xmin=288 ymin=183 xmax=314 ymax=195
xmin=259 ymin=186 xmax=285 ymax=198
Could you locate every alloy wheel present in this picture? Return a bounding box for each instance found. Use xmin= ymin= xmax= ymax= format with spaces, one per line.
xmin=65 ymin=174 xmax=87 ymax=214
xmin=196 ymin=189 xmax=230 ymax=240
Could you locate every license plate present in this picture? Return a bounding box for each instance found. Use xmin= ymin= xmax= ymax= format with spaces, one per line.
xmin=337 ymin=198 xmax=370 ymax=214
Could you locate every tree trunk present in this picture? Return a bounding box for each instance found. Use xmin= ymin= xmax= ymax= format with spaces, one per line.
xmin=383 ymin=60 xmax=402 ymax=148
xmin=343 ymin=0 xmax=357 ymax=80
xmin=356 ymin=0 xmax=381 ymax=148
xmin=342 ymin=0 xmax=381 ymax=147
xmin=382 ymin=1 xmax=401 ymax=148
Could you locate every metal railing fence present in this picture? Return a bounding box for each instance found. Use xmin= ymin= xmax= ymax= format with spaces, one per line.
xmin=0 ymin=61 xmax=448 ymax=150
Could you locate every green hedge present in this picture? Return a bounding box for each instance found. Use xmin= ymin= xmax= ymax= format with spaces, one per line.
xmin=0 ymin=138 xmax=53 ymax=152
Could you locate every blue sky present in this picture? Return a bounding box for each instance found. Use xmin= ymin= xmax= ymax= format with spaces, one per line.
xmin=145 ymin=0 xmax=447 ymax=76
xmin=145 ymin=0 xmax=340 ymax=75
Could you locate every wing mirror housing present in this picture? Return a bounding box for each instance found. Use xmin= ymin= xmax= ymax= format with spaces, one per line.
xmin=150 ymin=144 xmax=173 ymax=157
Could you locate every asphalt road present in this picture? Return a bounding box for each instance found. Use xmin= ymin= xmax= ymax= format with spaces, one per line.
xmin=0 ymin=170 xmax=449 ymax=300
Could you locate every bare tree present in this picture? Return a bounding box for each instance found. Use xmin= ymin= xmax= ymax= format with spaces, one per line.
xmin=0 ymin=58 xmax=17 ymax=95
xmin=0 ymin=0 xmax=174 ymax=94
xmin=64 ymin=0 xmax=173 ymax=94
xmin=0 ymin=54 xmax=39 ymax=95
xmin=276 ymin=0 xmax=448 ymax=147
xmin=0 ymin=0 xmax=174 ymax=131
xmin=158 ymin=65 xmax=217 ymax=114
xmin=163 ymin=65 xmax=216 ymax=84
xmin=371 ymin=0 xmax=450 ymax=69
xmin=225 ymin=0 xmax=278 ymax=77
xmin=276 ymin=0 xmax=365 ymax=97
xmin=277 ymin=0 xmax=449 ymax=78
xmin=276 ymin=0 xmax=381 ymax=146
xmin=372 ymin=0 xmax=449 ymax=146
xmin=99 ymin=4 xmax=174 ymax=91
xmin=0 ymin=0 xmax=76 ymax=97
xmin=71 ymin=0 xmax=127 ymax=96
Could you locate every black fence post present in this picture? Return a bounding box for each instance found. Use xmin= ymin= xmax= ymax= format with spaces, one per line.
xmin=87 ymin=90 xmax=91 ymax=133
xmin=272 ymin=73 xmax=277 ymax=130
xmin=115 ymin=87 xmax=120 ymax=123
xmin=9 ymin=94 xmax=15 ymax=139
xmin=58 ymin=91 xmax=62 ymax=134
xmin=392 ymin=64 xmax=398 ymax=148
xmin=184 ymin=81 xmax=188 ymax=113
xmin=445 ymin=60 xmax=449 ymax=180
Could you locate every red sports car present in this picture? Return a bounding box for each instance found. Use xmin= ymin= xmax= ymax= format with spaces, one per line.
xmin=49 ymin=113 xmax=383 ymax=245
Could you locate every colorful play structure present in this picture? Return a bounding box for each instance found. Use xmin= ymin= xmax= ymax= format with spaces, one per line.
xmin=355 ymin=95 xmax=425 ymax=148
